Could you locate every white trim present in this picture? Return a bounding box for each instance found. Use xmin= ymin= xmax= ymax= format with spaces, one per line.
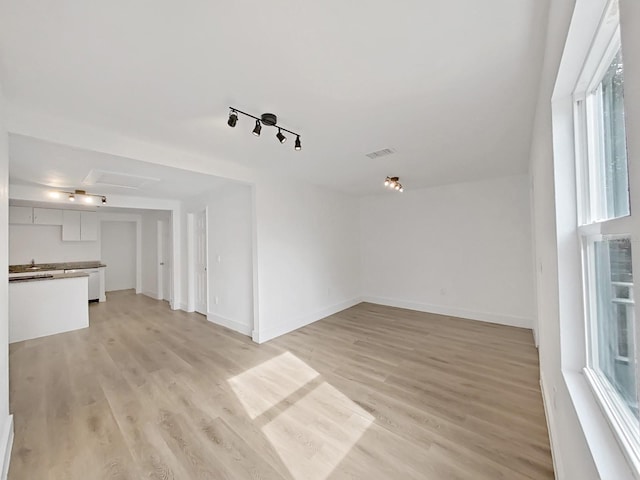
xmin=584 ymin=368 xmax=640 ymax=476
xmin=179 ymin=302 xmax=193 ymax=312
xmin=207 ymin=312 xmax=252 ymax=336
xmin=250 ymin=184 xmax=260 ymax=343
xmin=362 ymin=296 xmax=533 ymax=329
xmin=540 ymin=376 xmax=563 ymax=480
xmin=564 ymin=371 xmax=637 ymax=479
xmin=0 ymin=415 xmax=13 ymax=480
xmin=185 ymin=212 xmax=195 ymax=313
xmin=254 ymin=297 xmax=362 ymax=344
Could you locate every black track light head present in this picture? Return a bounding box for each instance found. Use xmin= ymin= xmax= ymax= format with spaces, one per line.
xmin=295 ymin=136 xmax=301 ymax=150
xmin=101 ymin=196 xmax=107 ymax=205
xmin=252 ymin=120 xmax=262 ymax=136
xmin=276 ymin=128 xmax=287 ymax=144
xmin=228 ymin=110 xmax=238 ymax=128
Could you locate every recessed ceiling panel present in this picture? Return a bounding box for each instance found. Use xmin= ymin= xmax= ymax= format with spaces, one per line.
xmin=83 ymin=170 xmax=160 ymax=189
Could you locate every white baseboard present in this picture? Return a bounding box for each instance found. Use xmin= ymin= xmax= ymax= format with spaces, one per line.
xmin=362 ymin=295 xmax=533 ymax=329
xmin=0 ymin=415 xmax=14 ymax=480
xmin=141 ymin=290 xmax=161 ymax=300
xmin=179 ymin=302 xmax=193 ymax=312
xmin=540 ymin=375 xmax=562 ymax=480
xmin=254 ymin=297 xmax=362 ymax=344
xmin=207 ymin=313 xmax=252 ymax=336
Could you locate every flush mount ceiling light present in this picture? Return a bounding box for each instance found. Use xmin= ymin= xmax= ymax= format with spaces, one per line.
xmin=227 ymin=107 xmax=302 ymax=150
xmin=384 ymin=176 xmax=404 ymax=192
xmin=48 ymin=189 xmax=107 ymax=205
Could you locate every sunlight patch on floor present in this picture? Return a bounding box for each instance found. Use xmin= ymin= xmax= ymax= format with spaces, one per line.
xmin=263 ymin=381 xmax=374 ymax=480
xmin=228 ymin=351 xmax=374 ymax=480
xmin=227 ymin=351 xmax=319 ymax=419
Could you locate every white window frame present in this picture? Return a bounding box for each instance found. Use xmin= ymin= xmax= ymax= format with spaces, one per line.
xmin=573 ymin=2 xmax=640 ymax=472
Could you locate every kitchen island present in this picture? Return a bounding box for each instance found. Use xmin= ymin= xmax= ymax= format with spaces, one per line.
xmin=9 ymin=273 xmax=89 ymax=343
xmin=10 ymin=261 xmax=107 ymax=302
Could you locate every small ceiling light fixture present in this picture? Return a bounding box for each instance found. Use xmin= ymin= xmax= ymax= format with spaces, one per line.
xmin=227 ymin=110 xmax=238 ymax=128
xmin=252 ymin=120 xmax=262 ymax=137
xmin=227 ymin=107 xmax=302 ymax=150
xmin=50 ymin=189 xmax=108 ymax=205
xmin=384 ymin=176 xmax=404 ymax=192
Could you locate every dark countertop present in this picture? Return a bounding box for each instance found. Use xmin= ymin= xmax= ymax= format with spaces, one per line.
xmin=9 ymin=261 xmax=106 ymax=274
xmin=9 ymin=272 xmax=90 ymax=283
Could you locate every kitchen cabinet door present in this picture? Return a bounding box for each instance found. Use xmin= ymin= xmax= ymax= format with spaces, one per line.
xmin=80 ymin=212 xmax=98 ymax=241
xmin=9 ymin=206 xmax=33 ymax=224
xmin=62 ymin=210 xmax=81 ymax=241
xmin=33 ymin=208 xmax=63 ymax=225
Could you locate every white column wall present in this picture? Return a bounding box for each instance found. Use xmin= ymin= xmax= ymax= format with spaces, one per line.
xmin=253 ymin=181 xmax=361 ymax=343
xmin=0 ymin=80 xmax=14 ymax=479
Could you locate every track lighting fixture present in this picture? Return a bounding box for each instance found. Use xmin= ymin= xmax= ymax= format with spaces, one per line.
xmin=227 ymin=110 xmax=238 ymax=128
xmin=49 ymin=189 xmax=108 ymax=205
xmin=252 ymin=120 xmax=262 ymax=137
xmin=384 ymin=176 xmax=404 ymax=192
xmin=227 ymin=107 xmax=302 ymax=150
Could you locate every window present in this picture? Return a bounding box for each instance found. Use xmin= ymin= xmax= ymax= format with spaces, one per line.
xmin=574 ymin=0 xmax=640 ymax=466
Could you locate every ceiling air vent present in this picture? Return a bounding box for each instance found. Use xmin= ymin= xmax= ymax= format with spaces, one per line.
xmin=365 ymin=148 xmax=396 ymax=159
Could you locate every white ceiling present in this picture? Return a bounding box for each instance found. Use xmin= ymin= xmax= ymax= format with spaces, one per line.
xmin=0 ymin=0 xmax=549 ymax=194
xmin=9 ymin=134 xmax=231 ymax=199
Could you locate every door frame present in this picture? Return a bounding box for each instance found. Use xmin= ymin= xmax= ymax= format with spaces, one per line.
xmin=186 ymin=208 xmax=208 ymax=314
xmin=157 ymin=219 xmax=173 ymax=303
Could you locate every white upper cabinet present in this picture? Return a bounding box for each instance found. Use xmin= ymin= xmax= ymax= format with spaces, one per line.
xmin=61 ymin=210 xmax=81 ymax=241
xmin=10 ymin=206 xmax=64 ymax=225
xmin=33 ymin=208 xmax=63 ymax=225
xmin=61 ymin=210 xmax=98 ymax=241
xmin=80 ymin=212 xmax=98 ymax=241
xmin=9 ymin=206 xmax=33 ymax=224
xmin=11 ymin=206 xmax=97 ymax=241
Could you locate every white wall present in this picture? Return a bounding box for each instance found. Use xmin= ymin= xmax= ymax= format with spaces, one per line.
xmin=9 ymin=224 xmax=99 ymax=265
xmin=100 ymin=221 xmax=136 ymax=291
xmin=206 ymin=185 xmax=254 ymax=334
xmin=254 ymin=181 xmax=361 ymax=343
xmin=360 ymin=175 xmax=535 ymax=328
xmin=0 ymin=82 xmax=14 ymax=478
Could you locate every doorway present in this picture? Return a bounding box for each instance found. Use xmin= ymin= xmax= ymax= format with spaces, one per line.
xmin=101 ymin=221 xmax=137 ymax=292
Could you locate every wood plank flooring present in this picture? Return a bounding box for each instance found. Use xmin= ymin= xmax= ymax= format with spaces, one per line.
xmin=8 ymin=290 xmax=554 ymax=479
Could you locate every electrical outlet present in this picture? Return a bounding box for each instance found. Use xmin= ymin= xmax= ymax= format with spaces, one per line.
xmin=214 ymin=296 xmax=219 ymax=305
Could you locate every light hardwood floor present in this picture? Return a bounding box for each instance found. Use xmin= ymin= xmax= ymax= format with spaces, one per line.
xmin=8 ymin=290 xmax=553 ymax=479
